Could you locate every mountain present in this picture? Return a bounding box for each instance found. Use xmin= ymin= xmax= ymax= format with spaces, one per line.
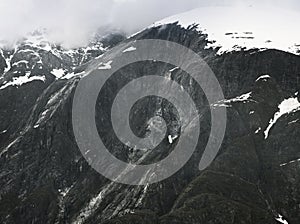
xmin=0 ymin=6 xmax=300 ymax=224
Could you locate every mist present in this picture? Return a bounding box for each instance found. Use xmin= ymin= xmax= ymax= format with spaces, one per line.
xmin=0 ymin=0 xmax=299 ymax=48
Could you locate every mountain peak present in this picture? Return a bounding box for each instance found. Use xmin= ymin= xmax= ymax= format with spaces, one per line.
xmin=152 ymin=6 xmax=300 ymax=55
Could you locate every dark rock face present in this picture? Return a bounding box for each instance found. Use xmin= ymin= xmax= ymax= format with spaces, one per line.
xmin=0 ymin=24 xmax=299 ymax=224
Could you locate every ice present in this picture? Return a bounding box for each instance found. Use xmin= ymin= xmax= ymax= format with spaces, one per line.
xmin=264 ymin=97 xmax=300 ymax=139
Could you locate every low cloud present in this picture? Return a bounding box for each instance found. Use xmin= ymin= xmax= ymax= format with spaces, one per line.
xmin=0 ymin=0 xmax=298 ymax=48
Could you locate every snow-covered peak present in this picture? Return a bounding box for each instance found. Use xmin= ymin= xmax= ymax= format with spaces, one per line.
xmin=0 ymin=31 xmax=110 ymax=90
xmin=152 ymin=6 xmax=300 ymax=55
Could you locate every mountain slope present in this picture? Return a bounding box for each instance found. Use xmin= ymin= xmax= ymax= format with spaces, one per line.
xmin=0 ymin=7 xmax=300 ymax=224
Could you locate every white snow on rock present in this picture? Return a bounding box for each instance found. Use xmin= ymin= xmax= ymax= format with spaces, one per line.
xmin=123 ymin=46 xmax=137 ymax=53
xmin=98 ymin=60 xmax=113 ymax=70
xmin=61 ymin=71 xmax=85 ymax=79
xmin=18 ymin=49 xmax=35 ymax=53
xmin=12 ymin=60 xmax=29 ymax=67
xmin=169 ymin=67 xmax=179 ymax=72
xmin=3 ymin=53 xmax=14 ymax=73
xmin=264 ymin=97 xmax=300 ymax=139
xmin=212 ymin=92 xmax=253 ymax=107
xmin=275 ymin=214 xmax=289 ymax=224
xmin=227 ymin=92 xmax=252 ymax=103
xmin=0 ymin=136 xmax=22 ymax=157
xmin=255 ymin=127 xmax=261 ymax=134
xmin=168 ymin=135 xmax=178 ymax=144
xmin=280 ymin=158 xmax=300 ymax=167
xmin=256 ymin=74 xmax=271 ymax=82
xmin=168 ymin=135 xmax=173 ymax=144
xmin=73 ymin=182 xmax=114 ymax=224
xmin=0 ymin=72 xmax=46 ymax=90
xmin=152 ymin=6 xmax=300 ymax=55
xmin=56 ymin=185 xmax=73 ymax=224
xmin=51 ymin=68 xmax=65 ymax=79
xmin=135 ymin=184 xmax=149 ymax=207
xmin=288 ymin=119 xmax=299 ymax=125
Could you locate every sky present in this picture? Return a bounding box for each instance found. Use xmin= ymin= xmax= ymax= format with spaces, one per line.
xmin=0 ymin=0 xmax=299 ymax=48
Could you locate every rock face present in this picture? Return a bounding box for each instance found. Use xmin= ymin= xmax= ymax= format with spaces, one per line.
xmin=0 ymin=23 xmax=299 ymax=224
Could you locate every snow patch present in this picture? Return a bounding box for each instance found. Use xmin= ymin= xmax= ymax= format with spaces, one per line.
xmin=212 ymin=92 xmax=253 ymax=107
xmin=18 ymin=49 xmax=34 ymax=53
xmin=275 ymin=214 xmax=289 ymax=224
xmin=12 ymin=60 xmax=29 ymax=67
xmin=264 ymin=97 xmax=300 ymax=139
xmin=123 ymin=46 xmax=137 ymax=53
xmin=255 ymin=127 xmax=261 ymax=134
xmin=228 ymin=92 xmax=252 ymax=102
xmin=288 ymin=119 xmax=299 ymax=125
xmin=56 ymin=186 xmax=73 ymax=224
xmin=135 ymin=184 xmax=149 ymax=207
xmin=58 ymin=186 xmax=72 ymax=198
xmin=98 ymin=60 xmax=113 ymax=70
xmin=4 ymin=53 xmax=14 ymax=73
xmin=62 ymin=71 xmax=85 ymax=79
xmin=0 ymin=136 xmax=21 ymax=157
xmin=169 ymin=67 xmax=179 ymax=72
xmin=0 ymin=72 xmax=46 ymax=90
xmin=51 ymin=68 xmax=65 ymax=79
xmin=73 ymin=182 xmax=114 ymax=224
xmin=168 ymin=135 xmax=178 ymax=144
xmin=256 ymin=74 xmax=271 ymax=82
xmin=280 ymin=158 xmax=300 ymax=167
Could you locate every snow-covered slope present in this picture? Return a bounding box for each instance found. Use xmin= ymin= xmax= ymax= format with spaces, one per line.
xmin=152 ymin=6 xmax=300 ymax=55
xmin=0 ymin=31 xmax=110 ymax=90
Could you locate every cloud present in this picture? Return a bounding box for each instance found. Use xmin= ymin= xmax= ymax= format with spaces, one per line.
xmin=0 ymin=0 xmax=299 ymax=48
